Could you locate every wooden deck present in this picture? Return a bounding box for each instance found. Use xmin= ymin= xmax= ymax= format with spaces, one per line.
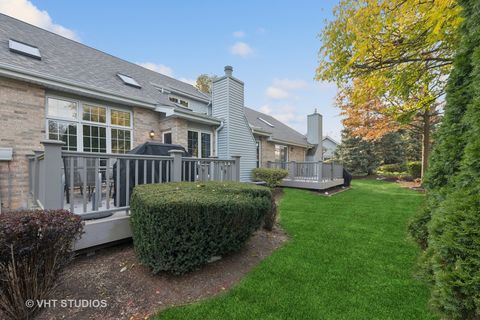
xmin=281 ymin=178 xmax=344 ymax=190
xmin=74 ymin=211 xmax=131 ymax=250
xmin=268 ymin=161 xmax=345 ymax=191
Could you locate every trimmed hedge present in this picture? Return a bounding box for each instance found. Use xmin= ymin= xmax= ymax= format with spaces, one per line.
xmin=0 ymin=210 xmax=83 ymax=320
xmin=252 ymin=168 xmax=289 ymax=188
xmin=130 ymin=182 xmax=272 ymax=275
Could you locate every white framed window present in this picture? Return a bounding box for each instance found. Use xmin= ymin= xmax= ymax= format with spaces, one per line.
xmin=162 ymin=130 xmax=172 ymax=144
xmin=256 ymin=139 xmax=261 ymax=168
xmin=46 ymin=97 xmax=78 ymax=120
xmin=169 ymin=96 xmax=189 ymax=108
xmin=274 ymin=144 xmax=288 ymax=162
xmin=187 ymin=130 xmax=212 ymax=158
xmin=201 ymin=132 xmax=211 ymax=158
xmin=45 ymin=95 xmax=133 ymax=154
xmin=48 ymin=120 xmax=78 ymax=151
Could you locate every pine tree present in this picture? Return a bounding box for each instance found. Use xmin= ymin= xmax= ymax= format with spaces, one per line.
xmin=409 ymin=0 xmax=475 ymax=248
xmin=336 ymin=129 xmax=378 ymax=175
xmin=374 ymin=131 xmax=406 ymax=165
xmin=411 ymin=1 xmax=480 ymax=318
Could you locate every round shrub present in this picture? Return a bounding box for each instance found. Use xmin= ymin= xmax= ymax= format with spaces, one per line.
xmin=0 ymin=210 xmax=83 ymax=320
xmin=252 ymin=168 xmax=289 ymax=188
xmin=130 ymin=182 xmax=272 ymax=275
xmin=407 ymin=161 xmax=422 ymax=179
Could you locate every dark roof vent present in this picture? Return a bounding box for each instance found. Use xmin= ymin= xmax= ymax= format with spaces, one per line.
xmin=9 ymin=39 xmax=41 ymax=59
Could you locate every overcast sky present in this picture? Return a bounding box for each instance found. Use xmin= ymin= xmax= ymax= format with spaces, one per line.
xmin=0 ymin=0 xmax=343 ymax=140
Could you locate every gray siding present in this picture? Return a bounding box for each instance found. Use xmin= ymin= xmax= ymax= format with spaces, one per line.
xmin=307 ymin=113 xmax=323 ymax=161
xmin=323 ymin=138 xmax=338 ymax=159
xmin=212 ymin=77 xmax=256 ymax=181
xmin=188 ymin=99 xmax=211 ymax=115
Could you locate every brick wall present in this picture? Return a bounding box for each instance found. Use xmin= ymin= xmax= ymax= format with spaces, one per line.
xmin=132 ymin=107 xmax=164 ymax=146
xmin=0 ymin=77 xmax=45 ymax=211
xmin=133 ymin=109 xmax=191 ymax=150
xmin=257 ymin=136 xmax=306 ymax=167
xmin=289 ymin=146 xmax=306 ymax=162
xmin=165 ymin=118 xmax=188 ymax=148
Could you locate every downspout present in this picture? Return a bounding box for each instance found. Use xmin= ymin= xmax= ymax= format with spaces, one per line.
xmin=215 ymin=120 xmax=224 ymax=157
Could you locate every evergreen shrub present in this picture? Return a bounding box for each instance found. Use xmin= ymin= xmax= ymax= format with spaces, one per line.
xmin=130 ymin=182 xmax=271 ymax=275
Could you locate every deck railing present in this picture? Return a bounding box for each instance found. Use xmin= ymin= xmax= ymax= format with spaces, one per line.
xmin=267 ymin=160 xmax=343 ymax=182
xmin=28 ymin=140 xmax=240 ymax=217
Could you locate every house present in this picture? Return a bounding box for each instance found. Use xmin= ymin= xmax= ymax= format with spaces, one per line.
xmin=245 ymin=108 xmax=323 ymax=167
xmin=322 ymin=136 xmax=340 ymax=160
xmin=0 ymin=13 xmax=335 ymax=213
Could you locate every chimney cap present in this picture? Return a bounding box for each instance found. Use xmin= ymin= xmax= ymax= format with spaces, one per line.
xmin=224 ymin=65 xmax=233 ymax=76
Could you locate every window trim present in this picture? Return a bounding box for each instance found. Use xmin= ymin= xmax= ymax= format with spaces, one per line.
xmin=169 ymin=95 xmax=189 ymax=108
xmin=45 ymin=95 xmax=134 ymax=154
xmin=81 ymin=103 xmax=107 ymax=125
xmin=256 ymin=139 xmax=262 ymax=168
xmin=274 ymin=144 xmax=288 ymax=162
xmin=187 ymin=129 xmax=212 ymax=158
xmin=162 ymin=130 xmax=172 ymax=144
xmin=45 ymin=96 xmax=79 ymax=121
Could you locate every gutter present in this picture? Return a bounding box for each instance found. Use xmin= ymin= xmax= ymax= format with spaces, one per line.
xmin=0 ymin=62 xmax=158 ymax=109
xmin=150 ymin=82 xmax=211 ymax=104
xmin=215 ymin=120 xmax=225 ymax=157
xmin=267 ymin=137 xmax=311 ymax=148
xmin=155 ymin=106 xmax=221 ymax=126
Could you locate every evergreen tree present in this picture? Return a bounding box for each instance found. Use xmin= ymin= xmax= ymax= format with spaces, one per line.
xmin=336 ymin=129 xmax=378 ymax=175
xmin=410 ymin=1 xmax=480 ymax=318
xmin=374 ymin=131 xmax=405 ymax=165
xmin=401 ymin=129 xmax=422 ymax=162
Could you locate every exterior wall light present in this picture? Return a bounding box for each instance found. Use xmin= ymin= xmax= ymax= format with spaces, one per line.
xmin=149 ymin=130 xmax=155 ymax=139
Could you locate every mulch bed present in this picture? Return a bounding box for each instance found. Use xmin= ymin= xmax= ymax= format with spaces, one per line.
xmin=309 ymin=185 xmax=350 ymax=196
xmin=359 ymin=175 xmax=425 ymax=192
xmin=37 ymin=204 xmax=287 ymax=319
xmin=396 ymin=180 xmax=425 ymax=192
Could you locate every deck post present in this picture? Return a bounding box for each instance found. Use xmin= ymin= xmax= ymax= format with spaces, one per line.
xmin=32 ymin=150 xmax=43 ymax=204
xmin=41 ymin=140 xmax=65 ymax=209
xmin=169 ymin=150 xmax=184 ymax=182
xmin=317 ymin=161 xmax=322 ymax=182
xmin=232 ymin=155 xmax=241 ymax=181
xmin=290 ymin=161 xmax=296 ymax=181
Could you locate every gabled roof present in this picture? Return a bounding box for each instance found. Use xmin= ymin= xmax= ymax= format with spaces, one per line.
xmin=244 ymin=107 xmax=309 ymax=147
xmin=323 ymin=135 xmax=340 ymax=146
xmin=0 ymin=13 xmax=208 ymax=107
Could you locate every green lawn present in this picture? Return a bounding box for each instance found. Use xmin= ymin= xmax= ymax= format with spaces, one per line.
xmin=156 ymin=179 xmax=435 ymax=320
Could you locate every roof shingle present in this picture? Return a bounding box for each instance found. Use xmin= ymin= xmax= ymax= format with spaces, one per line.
xmin=0 ymin=13 xmax=207 ymax=106
xmin=244 ymin=107 xmax=309 ymax=147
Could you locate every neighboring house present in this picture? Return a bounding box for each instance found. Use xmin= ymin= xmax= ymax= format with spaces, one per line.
xmin=0 ymin=13 xmax=324 ymax=211
xmin=322 ymin=136 xmax=340 ymax=160
xmin=245 ymin=108 xmax=322 ymax=167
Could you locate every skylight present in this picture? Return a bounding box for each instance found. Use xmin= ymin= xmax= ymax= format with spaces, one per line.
xmin=117 ymin=73 xmax=141 ymax=88
xmin=9 ymin=39 xmax=41 ymax=59
xmin=258 ymin=117 xmax=274 ymax=127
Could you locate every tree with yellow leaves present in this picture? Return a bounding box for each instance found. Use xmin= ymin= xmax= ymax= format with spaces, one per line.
xmin=317 ymin=0 xmax=462 ymax=178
